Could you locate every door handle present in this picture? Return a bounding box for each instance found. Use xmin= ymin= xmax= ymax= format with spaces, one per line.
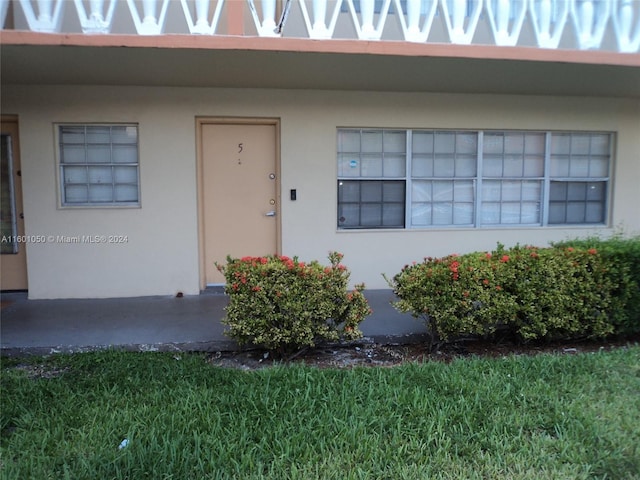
xmin=265 ymin=211 xmax=276 ymax=217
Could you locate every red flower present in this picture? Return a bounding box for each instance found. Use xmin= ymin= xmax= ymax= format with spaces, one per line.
xmin=483 ymin=279 xmax=489 ymax=285
xmin=252 ymin=286 xmax=261 ymax=292
xmin=260 ymin=257 xmax=268 ymax=264
xmin=496 ymin=285 xmax=503 ymax=291
xmin=530 ymin=252 xmax=539 ymax=258
xmin=462 ymin=291 xmax=470 ymax=297
xmin=485 ymin=253 xmax=492 ymax=259
xmin=567 ymin=247 xmax=575 ymax=252
xmin=588 ymin=248 xmax=597 ymax=255
xmin=500 ymin=255 xmax=509 ymax=263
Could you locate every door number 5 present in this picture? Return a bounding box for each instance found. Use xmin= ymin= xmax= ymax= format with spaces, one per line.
xmin=238 ymin=143 xmax=243 ymax=153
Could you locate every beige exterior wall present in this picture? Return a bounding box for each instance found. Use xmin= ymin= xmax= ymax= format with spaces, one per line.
xmin=2 ymin=85 xmax=638 ymax=298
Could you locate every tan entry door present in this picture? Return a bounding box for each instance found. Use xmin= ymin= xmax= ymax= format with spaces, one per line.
xmin=1 ymin=117 xmax=28 ymax=290
xmin=199 ymin=120 xmax=279 ymax=285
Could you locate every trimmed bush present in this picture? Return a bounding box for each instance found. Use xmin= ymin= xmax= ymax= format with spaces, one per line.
xmin=553 ymin=235 xmax=640 ymax=335
xmin=217 ymin=252 xmax=371 ymax=356
xmin=388 ymin=240 xmax=639 ymax=348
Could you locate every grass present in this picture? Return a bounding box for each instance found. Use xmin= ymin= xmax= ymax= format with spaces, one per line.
xmin=1 ymin=347 xmax=639 ymax=479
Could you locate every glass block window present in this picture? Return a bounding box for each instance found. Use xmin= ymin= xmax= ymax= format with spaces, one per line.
xmin=59 ymin=125 xmax=139 ymax=206
xmin=337 ymin=129 xmax=612 ymax=230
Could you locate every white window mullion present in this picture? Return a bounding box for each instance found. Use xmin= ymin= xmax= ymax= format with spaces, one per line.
xmin=542 ymin=132 xmax=552 ymax=226
xmin=476 ymin=131 xmax=483 ymax=228
xmin=406 ymin=130 xmax=412 ymax=229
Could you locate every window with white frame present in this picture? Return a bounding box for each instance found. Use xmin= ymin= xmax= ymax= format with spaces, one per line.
xmin=58 ymin=125 xmax=139 ymax=206
xmin=337 ymin=129 xmax=612 ymax=229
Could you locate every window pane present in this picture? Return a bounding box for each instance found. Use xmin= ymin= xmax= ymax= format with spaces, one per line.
xmin=61 ymin=145 xmax=86 ymax=164
xmin=453 ymin=204 xmax=474 ymax=224
xmin=549 ymin=182 xmax=567 ymax=201
xmin=361 ymin=181 xmax=382 ymax=202
xmin=523 ymin=156 xmax=544 ymax=177
xmin=88 ymin=166 xmax=113 ymax=184
xmin=362 ymin=131 xmax=382 ymax=152
xmin=384 ymin=155 xmax=406 ymax=177
xmin=548 ymin=203 xmax=566 ymax=224
xmin=571 ymin=134 xmax=590 ymax=154
xmin=338 ymin=130 xmax=360 ymax=152
xmin=338 ymin=154 xmax=361 ymax=177
xmin=113 ymin=145 xmax=137 ymax=164
xmin=60 ymin=126 xmax=85 ymax=144
xmin=586 ymin=182 xmax=605 ymax=201
xmin=453 ymin=181 xmax=474 ymax=202
xmin=483 ymin=133 xmax=503 ymax=155
xmin=63 ymin=166 xmax=87 ymax=184
xmin=65 ymin=185 xmax=88 ymax=203
xmin=433 ymin=181 xmax=453 ymax=201
xmin=455 ymin=156 xmax=476 ymax=177
xmin=87 ymin=146 xmax=110 ymax=163
xmin=551 ymin=134 xmax=570 ymax=155
xmin=503 ymin=156 xmax=523 ymax=176
xmin=482 ymin=180 xmax=501 ymax=201
xmin=569 ymin=158 xmax=589 ymax=177
xmin=434 ymin=156 xmax=454 ymax=177
xmin=111 ymin=126 xmax=138 ymax=144
xmin=89 ymin=185 xmax=113 ymax=202
xmin=360 ymin=155 xmax=382 ymax=177
xmin=521 ymin=203 xmax=540 ymax=224
xmin=524 ymin=133 xmax=545 ymax=154
xmin=456 ymin=133 xmax=477 ymax=154
xmin=411 ymin=203 xmax=432 ymax=226
xmin=361 ymin=204 xmax=382 ymax=226
xmin=585 ymin=202 xmax=604 ymax=223
xmin=434 ymin=132 xmax=455 ymax=153
xmin=383 ymin=182 xmax=405 ymax=202
xmin=338 ymin=181 xmax=360 ymax=202
xmin=483 ymin=156 xmax=503 ymax=177
xmin=481 ymin=203 xmax=501 ymax=224
xmin=412 ymin=131 xmax=433 ymax=154
xmin=590 ymin=134 xmax=610 ymax=155
xmin=86 ymin=126 xmax=110 ymax=144
xmin=114 ymin=166 xmax=137 ymax=184
xmin=382 ymin=204 xmax=404 ymax=226
xmin=412 ymin=155 xmax=433 ymax=177
xmin=433 ymin=204 xmax=453 ymax=225
xmin=522 ymin=181 xmax=541 ymax=201
xmin=504 ymin=133 xmax=524 ymax=154
xmin=566 ymin=202 xmax=586 ymax=223
xmin=338 ymin=204 xmax=360 ymax=227
xmin=114 ymin=185 xmax=138 ymax=202
xmin=589 ymin=157 xmax=609 ymax=177
xmin=567 ymin=182 xmax=586 ymax=201
xmin=384 ymin=131 xmax=405 ymax=153
xmin=550 ymin=156 xmax=570 ymax=177
xmin=502 ymin=181 xmax=522 ymax=201
xmin=412 ymin=180 xmax=432 ymax=202
xmin=501 ymin=203 xmax=521 ymax=224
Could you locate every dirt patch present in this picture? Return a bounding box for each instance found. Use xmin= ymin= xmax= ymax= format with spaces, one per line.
xmin=12 ymin=363 xmax=71 ymax=379
xmin=206 ymin=334 xmax=640 ymax=370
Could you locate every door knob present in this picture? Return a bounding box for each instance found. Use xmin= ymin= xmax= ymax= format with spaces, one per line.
xmin=265 ymin=211 xmax=276 ymax=217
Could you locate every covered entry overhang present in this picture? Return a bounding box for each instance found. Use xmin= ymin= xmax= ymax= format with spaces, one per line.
xmin=1 ymin=31 xmax=640 ymax=97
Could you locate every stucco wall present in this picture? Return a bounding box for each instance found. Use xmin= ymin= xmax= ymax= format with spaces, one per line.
xmin=2 ymin=85 xmax=638 ymax=298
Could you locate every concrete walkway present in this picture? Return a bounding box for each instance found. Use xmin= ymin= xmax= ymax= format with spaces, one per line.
xmin=0 ymin=290 xmax=427 ymax=356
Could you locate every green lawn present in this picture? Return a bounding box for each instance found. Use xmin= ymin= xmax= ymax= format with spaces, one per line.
xmin=1 ymin=347 xmax=639 ymax=479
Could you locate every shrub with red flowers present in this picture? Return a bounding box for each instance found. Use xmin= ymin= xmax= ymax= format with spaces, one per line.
xmin=388 ymin=240 xmax=639 ymax=348
xmin=217 ymin=252 xmax=371 ymax=356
